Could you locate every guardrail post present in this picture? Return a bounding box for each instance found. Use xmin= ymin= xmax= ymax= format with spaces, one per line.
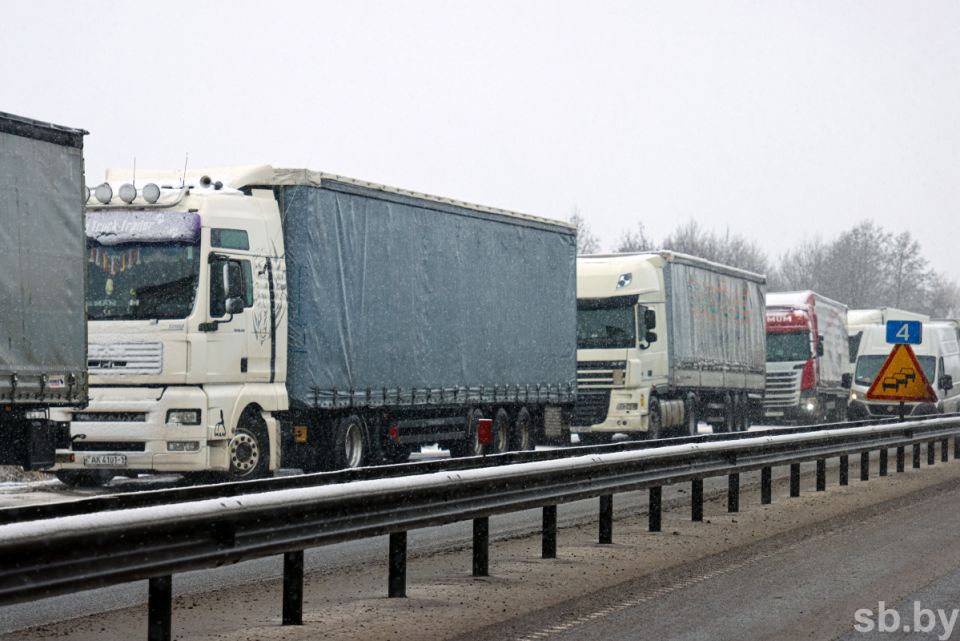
xmin=148 ymin=575 xmax=172 ymax=641
xmin=542 ymin=505 xmax=557 ymax=559
xmin=860 ymin=452 xmax=870 ymax=481
xmin=816 ymin=459 xmax=826 ymax=491
xmin=879 ymin=449 xmax=888 ymax=476
xmin=942 ymin=438 xmax=949 ymax=463
xmin=790 ymin=463 xmax=801 ymax=497
xmin=839 ymin=455 xmax=849 ymax=486
xmin=389 ymin=531 xmax=407 ymax=597
xmin=472 ymin=518 xmax=489 ymax=577
xmin=897 ymin=446 xmax=906 ymax=473
xmin=599 ymin=495 xmax=614 ymax=544
xmin=649 ymin=487 xmax=662 ymax=532
xmin=728 ymin=473 xmax=740 ymax=513
xmin=928 ymin=441 xmax=936 ymax=466
xmin=691 ymin=479 xmax=704 ymax=521
xmin=760 ymin=467 xmax=772 ymax=504
xmin=913 ymin=443 xmax=922 ymax=469
xmin=282 ymin=550 xmax=304 ymax=625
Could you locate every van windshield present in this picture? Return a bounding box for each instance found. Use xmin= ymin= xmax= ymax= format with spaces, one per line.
xmin=855 ymin=354 xmax=936 ymax=388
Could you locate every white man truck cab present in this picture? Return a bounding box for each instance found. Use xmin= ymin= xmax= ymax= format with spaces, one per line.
xmin=54 ymin=171 xmax=287 ymax=485
xmin=572 ymin=252 xmax=766 ymax=441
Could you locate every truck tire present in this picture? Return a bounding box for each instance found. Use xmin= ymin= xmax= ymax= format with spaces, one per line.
xmin=493 ymin=407 xmax=511 ymax=454
xmin=450 ymin=408 xmax=485 ymax=458
xmin=228 ymin=410 xmax=271 ymax=480
xmin=513 ymin=407 xmax=534 ymax=451
xmin=332 ymin=414 xmax=367 ymax=470
xmin=56 ymin=470 xmax=113 ymax=488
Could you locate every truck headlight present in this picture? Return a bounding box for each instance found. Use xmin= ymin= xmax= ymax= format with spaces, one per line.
xmin=803 ymin=401 xmax=817 ymax=412
xmin=167 ymin=441 xmax=200 ymax=452
xmin=616 ymin=403 xmax=639 ymax=411
xmin=850 ymin=392 xmax=858 ymax=401
xmin=166 ymin=409 xmax=201 ymax=425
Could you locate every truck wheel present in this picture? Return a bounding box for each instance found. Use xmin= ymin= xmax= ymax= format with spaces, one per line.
xmin=683 ymin=395 xmax=698 ymax=437
xmin=56 ymin=470 xmax=113 ymax=488
xmin=648 ymin=398 xmax=664 ymax=438
xmin=493 ymin=407 xmax=511 ymax=454
xmin=333 ymin=414 xmax=366 ymax=469
xmin=513 ymin=407 xmax=533 ymax=451
xmin=450 ymin=408 xmax=485 ymax=457
xmin=228 ymin=411 xmax=271 ymax=480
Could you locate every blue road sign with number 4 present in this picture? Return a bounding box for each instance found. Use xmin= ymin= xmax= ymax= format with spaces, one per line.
xmin=886 ymin=320 xmax=922 ymax=345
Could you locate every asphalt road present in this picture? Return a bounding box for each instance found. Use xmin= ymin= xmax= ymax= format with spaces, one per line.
xmin=458 ymin=464 xmax=960 ymax=641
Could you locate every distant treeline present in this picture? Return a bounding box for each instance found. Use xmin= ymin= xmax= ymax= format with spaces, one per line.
xmin=570 ymin=212 xmax=959 ymax=318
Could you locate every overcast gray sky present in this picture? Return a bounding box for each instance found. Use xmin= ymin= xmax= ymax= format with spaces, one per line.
xmin=4 ymin=1 xmax=958 ymax=281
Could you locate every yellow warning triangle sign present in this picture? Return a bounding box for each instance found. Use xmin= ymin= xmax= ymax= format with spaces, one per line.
xmin=865 ymin=343 xmax=938 ymax=403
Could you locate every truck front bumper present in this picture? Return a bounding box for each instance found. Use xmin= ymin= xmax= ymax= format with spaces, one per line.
xmin=53 ymin=387 xmax=213 ymax=473
xmin=571 ymin=389 xmax=645 ymax=434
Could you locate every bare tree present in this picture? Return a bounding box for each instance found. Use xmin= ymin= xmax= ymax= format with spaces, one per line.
xmin=568 ymin=207 xmax=600 ymax=254
xmin=884 ymin=230 xmax=929 ymax=309
xmin=771 ymin=238 xmax=830 ymax=292
xmin=615 ymin=222 xmax=655 ymax=253
xmin=660 ymin=220 xmax=770 ymax=275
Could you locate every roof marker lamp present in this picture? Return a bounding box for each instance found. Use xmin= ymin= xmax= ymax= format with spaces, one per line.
xmin=142 ymin=183 xmax=161 ymax=204
xmin=118 ymin=183 xmax=137 ymax=204
xmin=94 ymin=183 xmax=113 ymax=204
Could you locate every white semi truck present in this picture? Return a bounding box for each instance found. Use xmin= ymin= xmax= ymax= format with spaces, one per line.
xmin=573 ymin=252 xmax=766 ymax=441
xmin=53 ymin=166 xmax=576 ymax=485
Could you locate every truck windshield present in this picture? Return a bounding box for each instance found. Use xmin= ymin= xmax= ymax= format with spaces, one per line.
xmin=86 ymin=241 xmax=201 ymax=320
xmin=577 ymin=303 xmax=637 ymax=349
xmin=766 ymin=331 xmax=811 ymax=362
xmin=855 ymin=354 xmax=936 ymax=387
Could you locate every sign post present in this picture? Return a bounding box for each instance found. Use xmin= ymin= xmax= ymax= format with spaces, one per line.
xmin=865 ymin=323 xmax=936 ymax=421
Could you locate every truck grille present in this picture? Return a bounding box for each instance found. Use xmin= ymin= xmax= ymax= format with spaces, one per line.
xmin=577 ymin=361 xmax=626 ymax=390
xmin=764 ymin=370 xmax=801 ymax=408
xmin=89 ymin=342 xmax=163 ymax=375
xmin=570 ymin=390 xmax=611 ymax=427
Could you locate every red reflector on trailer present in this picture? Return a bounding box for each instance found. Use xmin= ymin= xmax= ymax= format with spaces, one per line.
xmin=388 ymin=424 xmax=400 ymax=441
xmin=477 ymin=418 xmax=493 ymax=446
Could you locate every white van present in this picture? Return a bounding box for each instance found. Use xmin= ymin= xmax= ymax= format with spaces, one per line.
xmin=848 ymin=322 xmax=960 ymax=418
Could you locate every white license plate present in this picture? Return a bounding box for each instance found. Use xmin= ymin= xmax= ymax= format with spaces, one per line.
xmin=765 ymin=411 xmax=785 ymax=417
xmin=84 ymin=454 xmax=127 ymax=466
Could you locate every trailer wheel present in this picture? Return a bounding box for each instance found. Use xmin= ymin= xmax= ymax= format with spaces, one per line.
xmin=493 ymin=407 xmax=511 ymax=454
xmin=683 ymin=395 xmax=698 ymax=436
xmin=450 ymin=408 xmax=485 ymax=457
xmin=512 ymin=407 xmax=534 ymax=451
xmin=333 ymin=414 xmax=367 ymax=469
xmin=56 ymin=470 xmax=113 ymax=488
xmin=228 ymin=410 xmax=271 ymax=480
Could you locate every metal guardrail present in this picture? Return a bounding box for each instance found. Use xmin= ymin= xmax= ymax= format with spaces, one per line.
xmin=0 ymin=414 xmax=908 ymax=526
xmin=1 ymin=415 xmax=959 ymax=641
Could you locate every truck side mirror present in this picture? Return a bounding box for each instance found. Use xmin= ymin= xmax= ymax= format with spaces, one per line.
xmin=817 ymin=334 xmax=825 ymax=357
xmin=644 ymin=308 xmax=656 ymax=330
xmin=940 ymin=374 xmax=953 ymax=392
xmin=225 ymin=297 xmax=244 ymax=315
xmin=645 ymin=331 xmax=657 ymax=344
xmin=841 ymin=373 xmax=852 ymax=389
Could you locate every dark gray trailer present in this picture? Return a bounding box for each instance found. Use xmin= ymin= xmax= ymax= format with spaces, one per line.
xmin=243 ymin=169 xmax=577 ymax=469
xmin=0 ymin=112 xmax=88 ymax=468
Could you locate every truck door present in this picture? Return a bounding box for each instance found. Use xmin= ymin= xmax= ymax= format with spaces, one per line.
xmin=205 ymin=255 xmax=251 ymax=382
xmin=244 ymin=256 xmax=274 ymax=382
